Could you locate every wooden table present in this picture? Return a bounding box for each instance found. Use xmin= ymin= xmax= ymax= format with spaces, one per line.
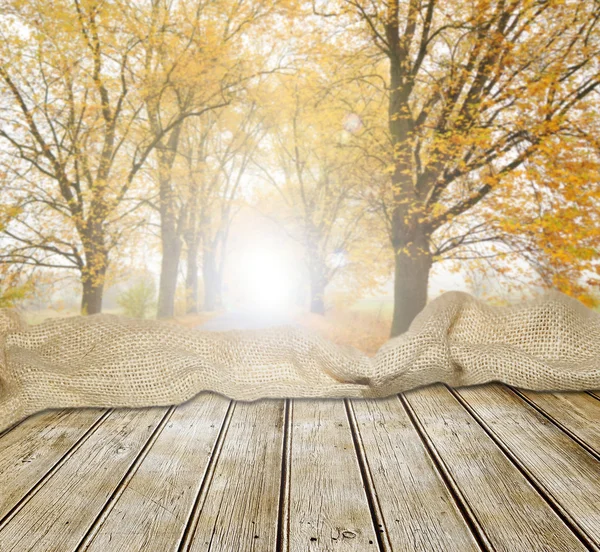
xmin=1 ymin=383 xmax=599 ymax=551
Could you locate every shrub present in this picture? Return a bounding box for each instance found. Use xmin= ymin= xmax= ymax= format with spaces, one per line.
xmin=117 ymin=279 xmax=156 ymax=319
xmin=0 ymin=272 xmax=33 ymax=308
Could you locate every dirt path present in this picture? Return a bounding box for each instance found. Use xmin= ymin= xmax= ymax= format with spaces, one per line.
xmin=199 ymin=310 xmax=296 ymax=331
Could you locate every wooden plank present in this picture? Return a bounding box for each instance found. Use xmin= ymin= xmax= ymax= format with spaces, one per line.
xmin=81 ymin=394 xmax=231 ymax=551
xmin=186 ymin=399 xmax=284 ymax=552
xmin=0 ymin=406 xmax=169 ymax=551
xmin=404 ymin=384 xmax=588 ymax=552
xmin=0 ymin=408 xmax=106 ymax=521
xmin=512 ymin=389 xmax=600 ymax=455
xmin=286 ymin=399 xmax=378 ymax=551
xmin=348 ymin=397 xmax=480 ymax=551
xmin=455 ymin=383 xmax=600 ymax=547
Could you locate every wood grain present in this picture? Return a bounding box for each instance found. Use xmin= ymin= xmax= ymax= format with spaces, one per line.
xmin=0 ymin=408 xmax=106 ymax=521
xmin=512 ymin=389 xmax=600 ymax=455
xmin=0 ymin=407 xmax=168 ymax=552
xmin=404 ymin=384 xmax=587 ymax=552
xmin=0 ymin=384 xmax=598 ymax=551
xmin=349 ymin=396 xmax=480 ymax=551
xmin=455 ymin=383 xmax=600 ymax=547
xmin=286 ymin=399 xmax=378 ymax=551
xmin=187 ymin=399 xmax=284 ymax=552
xmin=81 ymin=394 xmax=231 ymax=552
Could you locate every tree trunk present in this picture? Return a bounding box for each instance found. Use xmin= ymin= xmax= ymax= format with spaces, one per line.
xmin=309 ymin=277 xmax=326 ymax=315
xmin=184 ymin=172 xmax=200 ymax=314
xmin=80 ymin=230 xmax=108 ymax=315
xmin=81 ymin=273 xmax=105 ymax=315
xmin=390 ymin=229 xmax=432 ymax=337
xmin=308 ymin=258 xmax=327 ymax=315
xmin=155 ymin=131 xmax=184 ymax=319
xmin=387 ymin=62 xmax=431 ymax=335
xmin=153 ymin=121 xmax=184 ymax=319
xmin=157 ymin=228 xmax=182 ymax=319
xmin=185 ymin=232 xmax=200 ymax=314
xmin=202 ymin=245 xmax=221 ymax=311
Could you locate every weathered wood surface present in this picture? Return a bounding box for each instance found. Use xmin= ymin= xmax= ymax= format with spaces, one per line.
xmin=455 ymin=384 xmax=600 ymax=549
xmin=0 ymin=383 xmax=599 ymax=551
xmin=0 ymin=408 xmax=107 ymax=521
xmin=0 ymin=407 xmax=168 ymax=551
xmin=185 ymin=399 xmax=285 ymax=552
xmin=81 ymin=394 xmax=231 ymax=552
xmin=286 ymin=399 xmax=378 ymax=551
xmin=347 ymin=397 xmax=480 ymax=551
xmin=404 ymin=385 xmax=589 ymax=552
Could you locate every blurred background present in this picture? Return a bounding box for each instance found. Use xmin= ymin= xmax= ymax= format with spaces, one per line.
xmin=0 ymin=0 xmax=598 ymax=352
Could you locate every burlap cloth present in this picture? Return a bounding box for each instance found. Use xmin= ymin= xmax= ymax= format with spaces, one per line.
xmin=1 ymin=290 xmax=599 ymax=432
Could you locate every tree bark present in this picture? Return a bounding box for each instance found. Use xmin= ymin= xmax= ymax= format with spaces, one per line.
xmin=202 ymin=244 xmax=222 ymax=311
xmin=157 ymin=227 xmax=182 ymax=319
xmin=309 ymin=276 xmax=326 ymax=315
xmin=185 ymin=231 xmax=200 ymax=314
xmin=156 ymin=156 xmax=183 ymax=319
xmin=155 ymin=125 xmax=184 ymax=319
xmin=80 ymin=224 xmax=109 ymax=315
xmin=385 ymin=6 xmax=433 ymax=337
xmin=390 ymin=228 xmax=432 ymax=337
xmin=184 ymin=170 xmax=200 ymax=314
xmin=149 ymin=93 xmax=185 ymax=319
xmin=80 ymin=250 xmax=107 ymax=315
xmin=81 ymin=273 xmax=105 ymax=315
xmin=308 ymin=255 xmax=328 ymax=315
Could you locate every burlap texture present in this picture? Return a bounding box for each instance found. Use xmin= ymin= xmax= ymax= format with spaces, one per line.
xmin=1 ymin=290 xmax=599 ymax=432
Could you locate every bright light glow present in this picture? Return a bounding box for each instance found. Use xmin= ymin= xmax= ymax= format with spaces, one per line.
xmin=330 ymin=251 xmax=346 ymax=269
xmin=237 ymin=244 xmax=295 ymax=312
xmin=342 ymin=113 xmax=363 ymax=134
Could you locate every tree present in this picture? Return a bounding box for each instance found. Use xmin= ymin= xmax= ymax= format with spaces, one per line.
xmin=482 ymin=125 xmax=600 ymax=306
xmin=0 ymin=0 xmax=292 ymax=316
xmin=318 ymin=0 xmax=600 ymax=334
xmin=180 ymin=98 xmax=265 ymax=312
xmin=137 ymin=0 xmax=292 ymax=318
xmin=254 ymin=69 xmax=380 ymax=313
xmin=0 ymin=0 xmax=175 ymax=313
xmin=2 ymin=0 xmax=597 ymax=325
xmin=138 ymin=0 xmax=228 ymax=319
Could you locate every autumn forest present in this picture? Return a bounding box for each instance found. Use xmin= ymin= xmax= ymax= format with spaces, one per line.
xmin=0 ymin=0 xmax=599 ymax=340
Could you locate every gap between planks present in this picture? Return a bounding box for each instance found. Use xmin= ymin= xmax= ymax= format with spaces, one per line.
xmin=344 ymin=399 xmax=393 ymax=552
xmin=0 ymin=409 xmax=113 ymax=531
xmin=74 ymin=406 xmax=177 ymax=550
xmin=507 ymin=386 xmax=600 ymax=463
xmin=175 ymin=400 xmax=236 ymax=552
xmin=276 ymin=399 xmax=292 ymax=552
xmin=448 ymin=385 xmax=600 ymax=552
xmin=4 ymin=386 xmax=599 ymax=552
xmin=397 ymin=394 xmax=493 ymax=551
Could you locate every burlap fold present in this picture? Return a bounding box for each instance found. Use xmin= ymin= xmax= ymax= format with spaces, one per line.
xmin=1 ymin=290 xmax=599 ymax=433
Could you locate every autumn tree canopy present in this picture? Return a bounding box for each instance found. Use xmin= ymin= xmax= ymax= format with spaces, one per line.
xmin=311 ymin=0 xmax=600 ymax=334
xmin=253 ymin=64 xmax=386 ymax=313
xmin=0 ymin=0 xmax=598 ymax=335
